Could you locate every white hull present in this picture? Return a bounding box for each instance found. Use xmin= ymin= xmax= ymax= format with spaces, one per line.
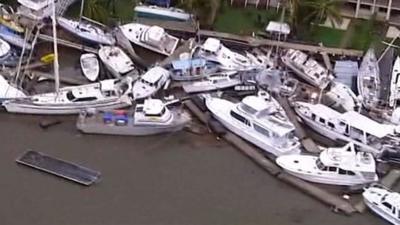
xmin=0 ymin=75 xmax=26 ymax=100
xmin=120 ymin=23 xmax=179 ymax=56
xmin=57 ymin=17 xmax=115 ymax=45
xmin=80 ymin=53 xmax=100 ymax=82
xmin=206 ymin=97 xmax=300 ymax=156
xmin=0 ymin=26 xmax=32 ymax=49
xmin=357 ymin=48 xmax=380 ymax=108
xmin=98 ymin=46 xmax=135 ymax=78
xmin=0 ymin=37 xmax=10 ymax=57
xmin=134 ymin=5 xmax=192 ymax=21
xmin=363 ymin=187 xmax=400 ymax=225
xmin=389 ymin=57 xmax=400 ymax=107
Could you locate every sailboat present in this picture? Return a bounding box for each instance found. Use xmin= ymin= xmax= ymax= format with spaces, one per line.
xmin=389 ymin=57 xmax=400 ymax=108
xmin=357 ymin=48 xmax=381 ymax=109
xmin=2 ymin=1 xmax=133 ymax=115
xmin=0 ymin=74 xmax=26 ymax=103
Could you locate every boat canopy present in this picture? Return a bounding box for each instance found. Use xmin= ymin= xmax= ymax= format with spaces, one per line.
xmin=339 ymin=111 xmax=395 ymax=138
xmin=265 ymin=21 xmax=290 ymax=35
xmin=142 ymin=67 xmax=168 ymax=84
xmin=172 ymin=58 xmax=205 ymax=70
xmin=143 ymin=99 xmax=164 ymax=115
xmin=18 ymin=0 xmax=50 ymax=10
xmin=202 ymin=38 xmax=220 ymax=53
xmin=100 ymin=79 xmax=116 ymax=91
xmin=147 ymin=26 xmax=165 ymax=42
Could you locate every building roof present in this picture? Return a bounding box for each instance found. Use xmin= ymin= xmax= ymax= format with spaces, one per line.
xmin=265 ymin=21 xmax=291 ymax=35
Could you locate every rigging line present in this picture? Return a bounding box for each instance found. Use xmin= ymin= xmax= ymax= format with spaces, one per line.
xmin=14 ymin=26 xmax=33 ymax=85
xmin=19 ymin=25 xmax=41 ymax=88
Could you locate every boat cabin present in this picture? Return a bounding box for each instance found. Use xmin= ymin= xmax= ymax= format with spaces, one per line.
xmin=201 ymin=38 xmax=221 ymax=54
xmin=139 ymin=67 xmax=169 ymax=88
xmin=141 ymin=26 xmax=165 ymax=47
xmin=233 ymin=96 xmax=296 ymax=143
xmin=134 ymin=99 xmax=172 ymax=124
xmin=171 ymin=58 xmax=206 ymax=78
xmin=295 ymin=102 xmax=395 ymax=144
xmin=17 ymin=0 xmax=59 ymax=20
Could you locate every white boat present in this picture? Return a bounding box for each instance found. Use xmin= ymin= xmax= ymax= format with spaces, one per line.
xmin=276 ymin=142 xmax=378 ymax=186
xmin=80 ymin=53 xmax=100 ymax=82
xmin=0 ymin=24 xmax=32 ymax=49
xmin=98 ymin=46 xmax=136 ymax=78
xmin=0 ymin=74 xmax=26 ymax=102
xmin=17 ymin=0 xmax=64 ymax=20
xmin=120 ymin=23 xmax=179 ymax=56
xmin=0 ymin=36 xmax=10 ymax=58
xmin=281 ymin=49 xmax=333 ymax=89
xmin=182 ymin=71 xmax=241 ymax=93
xmin=357 ymin=48 xmax=381 ymax=109
xmin=3 ymin=78 xmax=134 ymax=115
xmin=193 ymin=38 xmax=260 ymax=71
xmin=325 ymin=81 xmax=360 ymax=112
xmin=294 ymin=101 xmax=398 ymax=153
xmin=168 ymin=58 xmax=219 ymax=81
xmin=389 ymin=57 xmax=400 ymax=108
xmin=57 ymin=17 xmax=115 ymax=45
xmin=363 ymin=186 xmax=400 ymax=225
xmin=134 ymin=5 xmax=192 ymax=21
xmin=205 ymin=94 xmax=301 ymax=156
xmin=76 ymin=99 xmax=191 ymax=136
xmin=132 ymin=66 xmax=170 ymax=100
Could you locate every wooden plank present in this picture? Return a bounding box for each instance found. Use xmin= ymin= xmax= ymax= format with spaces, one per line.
xmin=37 ymin=34 xmax=98 ymax=54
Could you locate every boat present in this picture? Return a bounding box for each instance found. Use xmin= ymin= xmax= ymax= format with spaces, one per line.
xmin=57 ymin=17 xmax=115 ymax=45
xmin=293 ymin=101 xmax=399 ymax=153
xmin=205 ymin=94 xmax=301 ymax=156
xmin=0 ymin=4 xmax=24 ymax=33
xmin=0 ymin=36 xmax=10 ymax=58
xmin=98 ymin=46 xmax=136 ymax=78
xmin=76 ymin=99 xmax=191 ymax=136
xmin=389 ymin=57 xmax=400 ymax=108
xmin=324 ymin=81 xmax=360 ymax=112
xmin=80 ymin=53 xmax=100 ymax=82
xmin=134 ymin=4 xmax=192 ymax=22
xmin=17 ymin=0 xmax=67 ymax=20
xmin=281 ymin=49 xmax=333 ymax=89
xmin=276 ymin=142 xmax=378 ymax=186
xmin=182 ymin=71 xmax=241 ymax=93
xmin=0 ymin=25 xmax=32 ymax=50
xmin=0 ymin=74 xmax=26 ymax=102
xmin=120 ymin=23 xmax=179 ymax=56
xmin=363 ymin=186 xmax=400 ymax=225
xmin=132 ymin=66 xmax=170 ymax=100
xmin=357 ymin=48 xmax=381 ymax=109
xmin=168 ymin=58 xmax=219 ymax=81
xmin=0 ymin=48 xmax=28 ymax=67
xmin=3 ymin=77 xmax=134 ymax=115
xmin=193 ymin=38 xmax=260 ymax=71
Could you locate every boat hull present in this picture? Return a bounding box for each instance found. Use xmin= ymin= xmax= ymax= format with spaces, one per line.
xmin=134 ymin=6 xmax=191 ymax=22
xmin=182 ymin=80 xmax=241 ymax=93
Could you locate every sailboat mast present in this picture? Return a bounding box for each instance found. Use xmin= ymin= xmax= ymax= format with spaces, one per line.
xmin=79 ymin=0 xmax=85 ymax=24
xmin=51 ymin=0 xmax=60 ymax=93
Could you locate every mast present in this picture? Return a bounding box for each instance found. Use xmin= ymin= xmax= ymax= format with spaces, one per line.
xmin=51 ymin=0 xmax=60 ymax=93
xmin=79 ymin=0 xmax=85 ymax=24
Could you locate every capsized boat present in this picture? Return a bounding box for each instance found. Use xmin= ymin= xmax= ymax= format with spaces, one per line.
xmin=134 ymin=4 xmax=192 ymax=21
xmin=57 ymin=17 xmax=115 ymax=45
xmin=182 ymin=71 xmax=241 ymax=93
xmin=363 ymin=186 xmax=400 ymax=225
xmin=77 ymin=98 xmax=191 ymax=136
xmin=0 ymin=4 xmax=24 ymax=33
xmin=168 ymin=58 xmax=219 ymax=81
xmin=0 ymin=25 xmax=32 ymax=50
xmin=0 ymin=74 xmax=26 ymax=102
xmin=120 ymin=23 xmax=179 ymax=56
xmin=276 ymin=142 xmax=378 ymax=186
xmin=205 ymin=94 xmax=301 ymax=156
xmin=357 ymin=48 xmax=381 ymax=109
xmin=80 ymin=53 xmax=100 ymax=82
xmin=294 ymin=101 xmax=399 ymax=153
xmin=193 ymin=38 xmax=260 ymax=71
xmin=281 ymin=49 xmax=333 ymax=89
xmin=3 ymin=77 xmax=134 ymax=115
xmin=132 ymin=66 xmax=170 ymax=100
xmin=98 ymin=46 xmax=136 ymax=78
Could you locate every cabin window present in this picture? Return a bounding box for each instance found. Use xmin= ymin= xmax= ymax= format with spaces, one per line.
xmin=328 ymin=167 xmax=337 ymax=172
xmin=230 ymin=111 xmax=250 ymax=126
xmin=383 ymin=202 xmax=392 ymax=210
xmin=240 ymin=103 xmax=257 ymax=115
xmin=316 ymin=159 xmax=327 ymax=171
xmin=74 ymin=97 xmax=97 ymax=102
xmin=347 ymin=171 xmax=355 ymax=176
xmin=311 ymin=113 xmax=316 ymax=121
xmin=327 ymin=122 xmax=335 ymax=129
xmin=338 ymin=168 xmax=347 ymax=175
xmin=136 ymin=106 xmax=144 ymax=112
xmin=254 ymin=124 xmax=270 ymax=137
xmin=319 ymin=118 xmax=325 ymax=124
xmin=66 ymin=91 xmax=76 ymax=101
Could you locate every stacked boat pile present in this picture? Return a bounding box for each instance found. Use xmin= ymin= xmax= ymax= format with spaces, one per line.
xmin=3 ymin=1 xmax=400 ymax=223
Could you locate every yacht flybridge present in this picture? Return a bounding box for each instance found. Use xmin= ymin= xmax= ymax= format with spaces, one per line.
xmin=206 ymin=93 xmax=300 ymax=156
xmin=294 ymin=102 xmax=400 ymax=153
xmin=281 ymin=49 xmax=334 ymax=89
xmin=276 ymin=142 xmax=378 ymax=186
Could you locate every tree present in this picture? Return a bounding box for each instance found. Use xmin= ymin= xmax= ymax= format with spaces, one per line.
xmin=83 ymin=0 xmax=109 ymax=24
xmin=303 ymin=0 xmax=343 ymax=26
xmin=284 ymin=0 xmax=301 ymax=27
xmin=178 ymin=0 xmax=215 ymax=27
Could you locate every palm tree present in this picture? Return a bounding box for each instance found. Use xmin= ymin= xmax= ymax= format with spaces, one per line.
xmin=303 ymin=0 xmax=343 ymax=26
xmin=286 ymin=0 xmax=301 ymax=26
xmin=178 ymin=0 xmax=215 ymax=27
xmin=83 ymin=0 xmax=109 ymax=23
